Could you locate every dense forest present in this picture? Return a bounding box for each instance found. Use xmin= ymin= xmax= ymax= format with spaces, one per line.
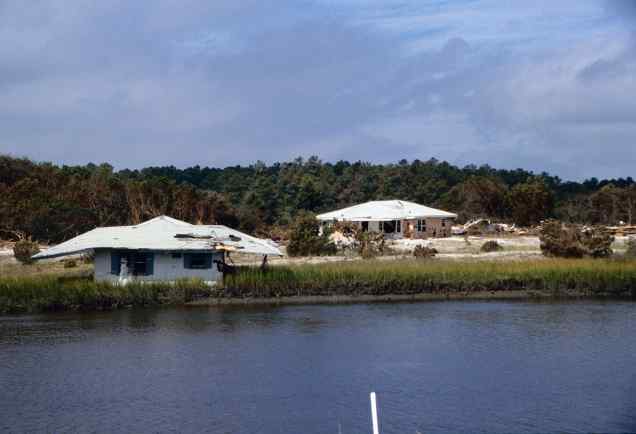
xmin=1 ymin=154 xmax=634 ymax=243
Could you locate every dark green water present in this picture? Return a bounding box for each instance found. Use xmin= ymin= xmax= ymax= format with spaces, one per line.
xmin=1 ymin=300 xmax=635 ymax=433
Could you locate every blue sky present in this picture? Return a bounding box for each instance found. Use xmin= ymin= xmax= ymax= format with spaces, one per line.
xmin=0 ymin=0 xmax=634 ymax=179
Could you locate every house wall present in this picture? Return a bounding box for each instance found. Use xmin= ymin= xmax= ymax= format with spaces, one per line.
xmin=94 ymin=249 xmax=224 ymax=283
xmin=404 ymin=218 xmax=453 ymax=238
xmin=352 ymin=218 xmax=453 ymax=238
xmin=325 ymin=218 xmax=453 ymax=239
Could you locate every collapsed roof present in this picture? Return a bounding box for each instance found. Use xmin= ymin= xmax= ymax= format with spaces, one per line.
xmin=33 ymin=216 xmax=282 ymax=260
xmin=316 ymin=200 xmax=457 ymax=222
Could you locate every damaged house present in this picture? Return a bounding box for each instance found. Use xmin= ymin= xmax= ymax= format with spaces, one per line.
xmin=317 ymin=200 xmax=457 ymax=239
xmin=32 ymin=216 xmax=282 ymax=284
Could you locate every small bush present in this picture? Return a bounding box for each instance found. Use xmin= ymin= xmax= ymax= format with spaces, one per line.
xmin=480 ymin=240 xmax=503 ymax=253
xmin=581 ymin=228 xmax=614 ymax=258
xmin=356 ymin=231 xmax=385 ymax=259
xmin=540 ymin=220 xmax=586 ymax=258
xmin=539 ymin=220 xmax=614 ymax=258
xmin=413 ymin=245 xmax=437 ymax=258
xmin=63 ymin=259 xmax=77 ymax=268
xmin=13 ymin=239 xmax=40 ymax=264
xmin=286 ymin=212 xmax=337 ymax=257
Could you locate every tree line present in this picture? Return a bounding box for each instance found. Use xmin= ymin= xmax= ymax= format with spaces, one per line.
xmin=1 ymin=155 xmax=634 ymax=243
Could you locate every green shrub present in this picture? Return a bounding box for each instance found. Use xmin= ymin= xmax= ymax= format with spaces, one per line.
xmin=13 ymin=239 xmax=40 ymax=264
xmin=581 ymin=228 xmax=615 ymax=258
xmin=539 ymin=220 xmax=614 ymax=258
xmin=413 ymin=245 xmax=437 ymax=258
xmin=286 ymin=212 xmax=336 ymax=257
xmin=540 ymin=220 xmax=586 ymax=258
xmin=480 ymin=240 xmax=503 ymax=253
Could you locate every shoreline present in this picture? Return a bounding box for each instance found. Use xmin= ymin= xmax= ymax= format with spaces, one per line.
xmin=2 ymin=257 xmax=635 ymax=313
xmin=187 ymin=289 xmax=629 ymax=307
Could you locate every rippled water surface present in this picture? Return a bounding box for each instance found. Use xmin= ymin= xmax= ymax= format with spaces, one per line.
xmin=1 ymin=301 xmax=636 ymax=433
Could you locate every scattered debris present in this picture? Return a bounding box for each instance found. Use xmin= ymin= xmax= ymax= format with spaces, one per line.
xmin=607 ymin=225 xmax=636 ymax=236
xmin=452 ymin=219 xmax=519 ymax=236
xmin=481 ymin=240 xmax=504 ymax=253
xmin=174 ymin=233 xmax=213 ymax=239
xmin=413 ymin=245 xmax=437 ymax=259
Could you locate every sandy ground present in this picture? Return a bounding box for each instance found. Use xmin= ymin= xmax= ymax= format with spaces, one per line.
xmin=231 ymin=235 xmax=632 ymax=266
xmin=1 ymin=235 xmax=631 ymax=269
xmin=230 ymin=235 xmax=545 ymax=266
xmin=0 ymin=247 xmax=16 ymax=265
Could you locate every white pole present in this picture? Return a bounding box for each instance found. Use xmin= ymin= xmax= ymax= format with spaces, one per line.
xmin=370 ymin=392 xmax=380 ymax=434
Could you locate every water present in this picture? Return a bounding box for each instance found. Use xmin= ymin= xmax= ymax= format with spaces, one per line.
xmin=1 ymin=301 xmax=635 ymax=433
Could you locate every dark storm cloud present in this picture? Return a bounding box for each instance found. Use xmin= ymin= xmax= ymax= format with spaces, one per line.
xmin=0 ymin=0 xmax=634 ymax=180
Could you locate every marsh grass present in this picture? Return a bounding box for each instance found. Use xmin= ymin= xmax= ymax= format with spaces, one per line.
xmin=0 ymin=275 xmax=211 ymax=313
xmin=223 ymin=258 xmax=636 ymax=298
xmin=2 ymin=258 xmax=635 ymax=313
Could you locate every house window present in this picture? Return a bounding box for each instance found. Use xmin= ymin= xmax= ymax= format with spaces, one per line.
xmin=361 ymin=221 xmax=369 ymax=232
xmin=132 ymin=254 xmax=150 ymax=276
xmin=417 ymin=219 xmax=427 ymax=232
xmin=110 ymin=251 xmax=154 ymax=276
xmin=184 ymin=253 xmax=212 ymax=269
xmin=442 ymin=219 xmax=446 ymax=227
xmin=382 ymin=220 xmax=396 ymax=234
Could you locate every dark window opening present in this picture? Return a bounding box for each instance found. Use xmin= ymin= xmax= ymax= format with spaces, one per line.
xmin=417 ymin=219 xmax=427 ymax=232
xmin=133 ymin=255 xmax=148 ymax=275
xmin=383 ymin=221 xmax=396 ymax=234
xmin=396 ymin=220 xmax=402 ymax=232
xmin=361 ymin=221 xmax=369 ymax=232
xmin=184 ymin=253 xmax=212 ymax=269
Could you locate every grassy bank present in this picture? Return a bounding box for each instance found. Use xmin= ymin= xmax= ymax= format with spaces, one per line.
xmin=222 ymin=258 xmax=636 ymax=298
xmin=0 ymin=274 xmax=212 ymax=313
xmin=2 ymin=258 xmax=635 ymax=313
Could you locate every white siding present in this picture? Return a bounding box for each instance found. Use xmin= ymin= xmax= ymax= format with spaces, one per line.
xmin=94 ymin=250 xmax=224 ymax=284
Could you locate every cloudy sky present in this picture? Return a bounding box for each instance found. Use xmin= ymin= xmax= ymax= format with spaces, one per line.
xmin=0 ymin=0 xmax=635 ymax=179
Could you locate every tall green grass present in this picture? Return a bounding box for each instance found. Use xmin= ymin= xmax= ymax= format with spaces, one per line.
xmin=0 ymin=275 xmax=211 ymax=313
xmin=2 ymin=258 xmax=635 ymax=313
xmin=223 ymin=258 xmax=636 ymax=298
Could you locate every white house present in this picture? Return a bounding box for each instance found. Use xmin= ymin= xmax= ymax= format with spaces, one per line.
xmin=32 ymin=216 xmax=282 ymax=284
xmin=316 ymin=200 xmax=457 ymax=238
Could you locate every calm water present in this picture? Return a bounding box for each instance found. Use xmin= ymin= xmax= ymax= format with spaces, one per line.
xmin=1 ymin=301 xmax=635 ymax=434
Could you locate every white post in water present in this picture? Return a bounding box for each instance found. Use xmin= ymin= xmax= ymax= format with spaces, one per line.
xmin=370 ymin=392 xmax=380 ymax=434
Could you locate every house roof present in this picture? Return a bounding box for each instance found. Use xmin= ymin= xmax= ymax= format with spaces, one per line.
xmin=33 ymin=216 xmax=282 ymax=260
xmin=316 ymin=200 xmax=457 ymax=222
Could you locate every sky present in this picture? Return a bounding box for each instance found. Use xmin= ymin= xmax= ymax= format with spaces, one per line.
xmin=0 ymin=0 xmax=635 ymax=180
